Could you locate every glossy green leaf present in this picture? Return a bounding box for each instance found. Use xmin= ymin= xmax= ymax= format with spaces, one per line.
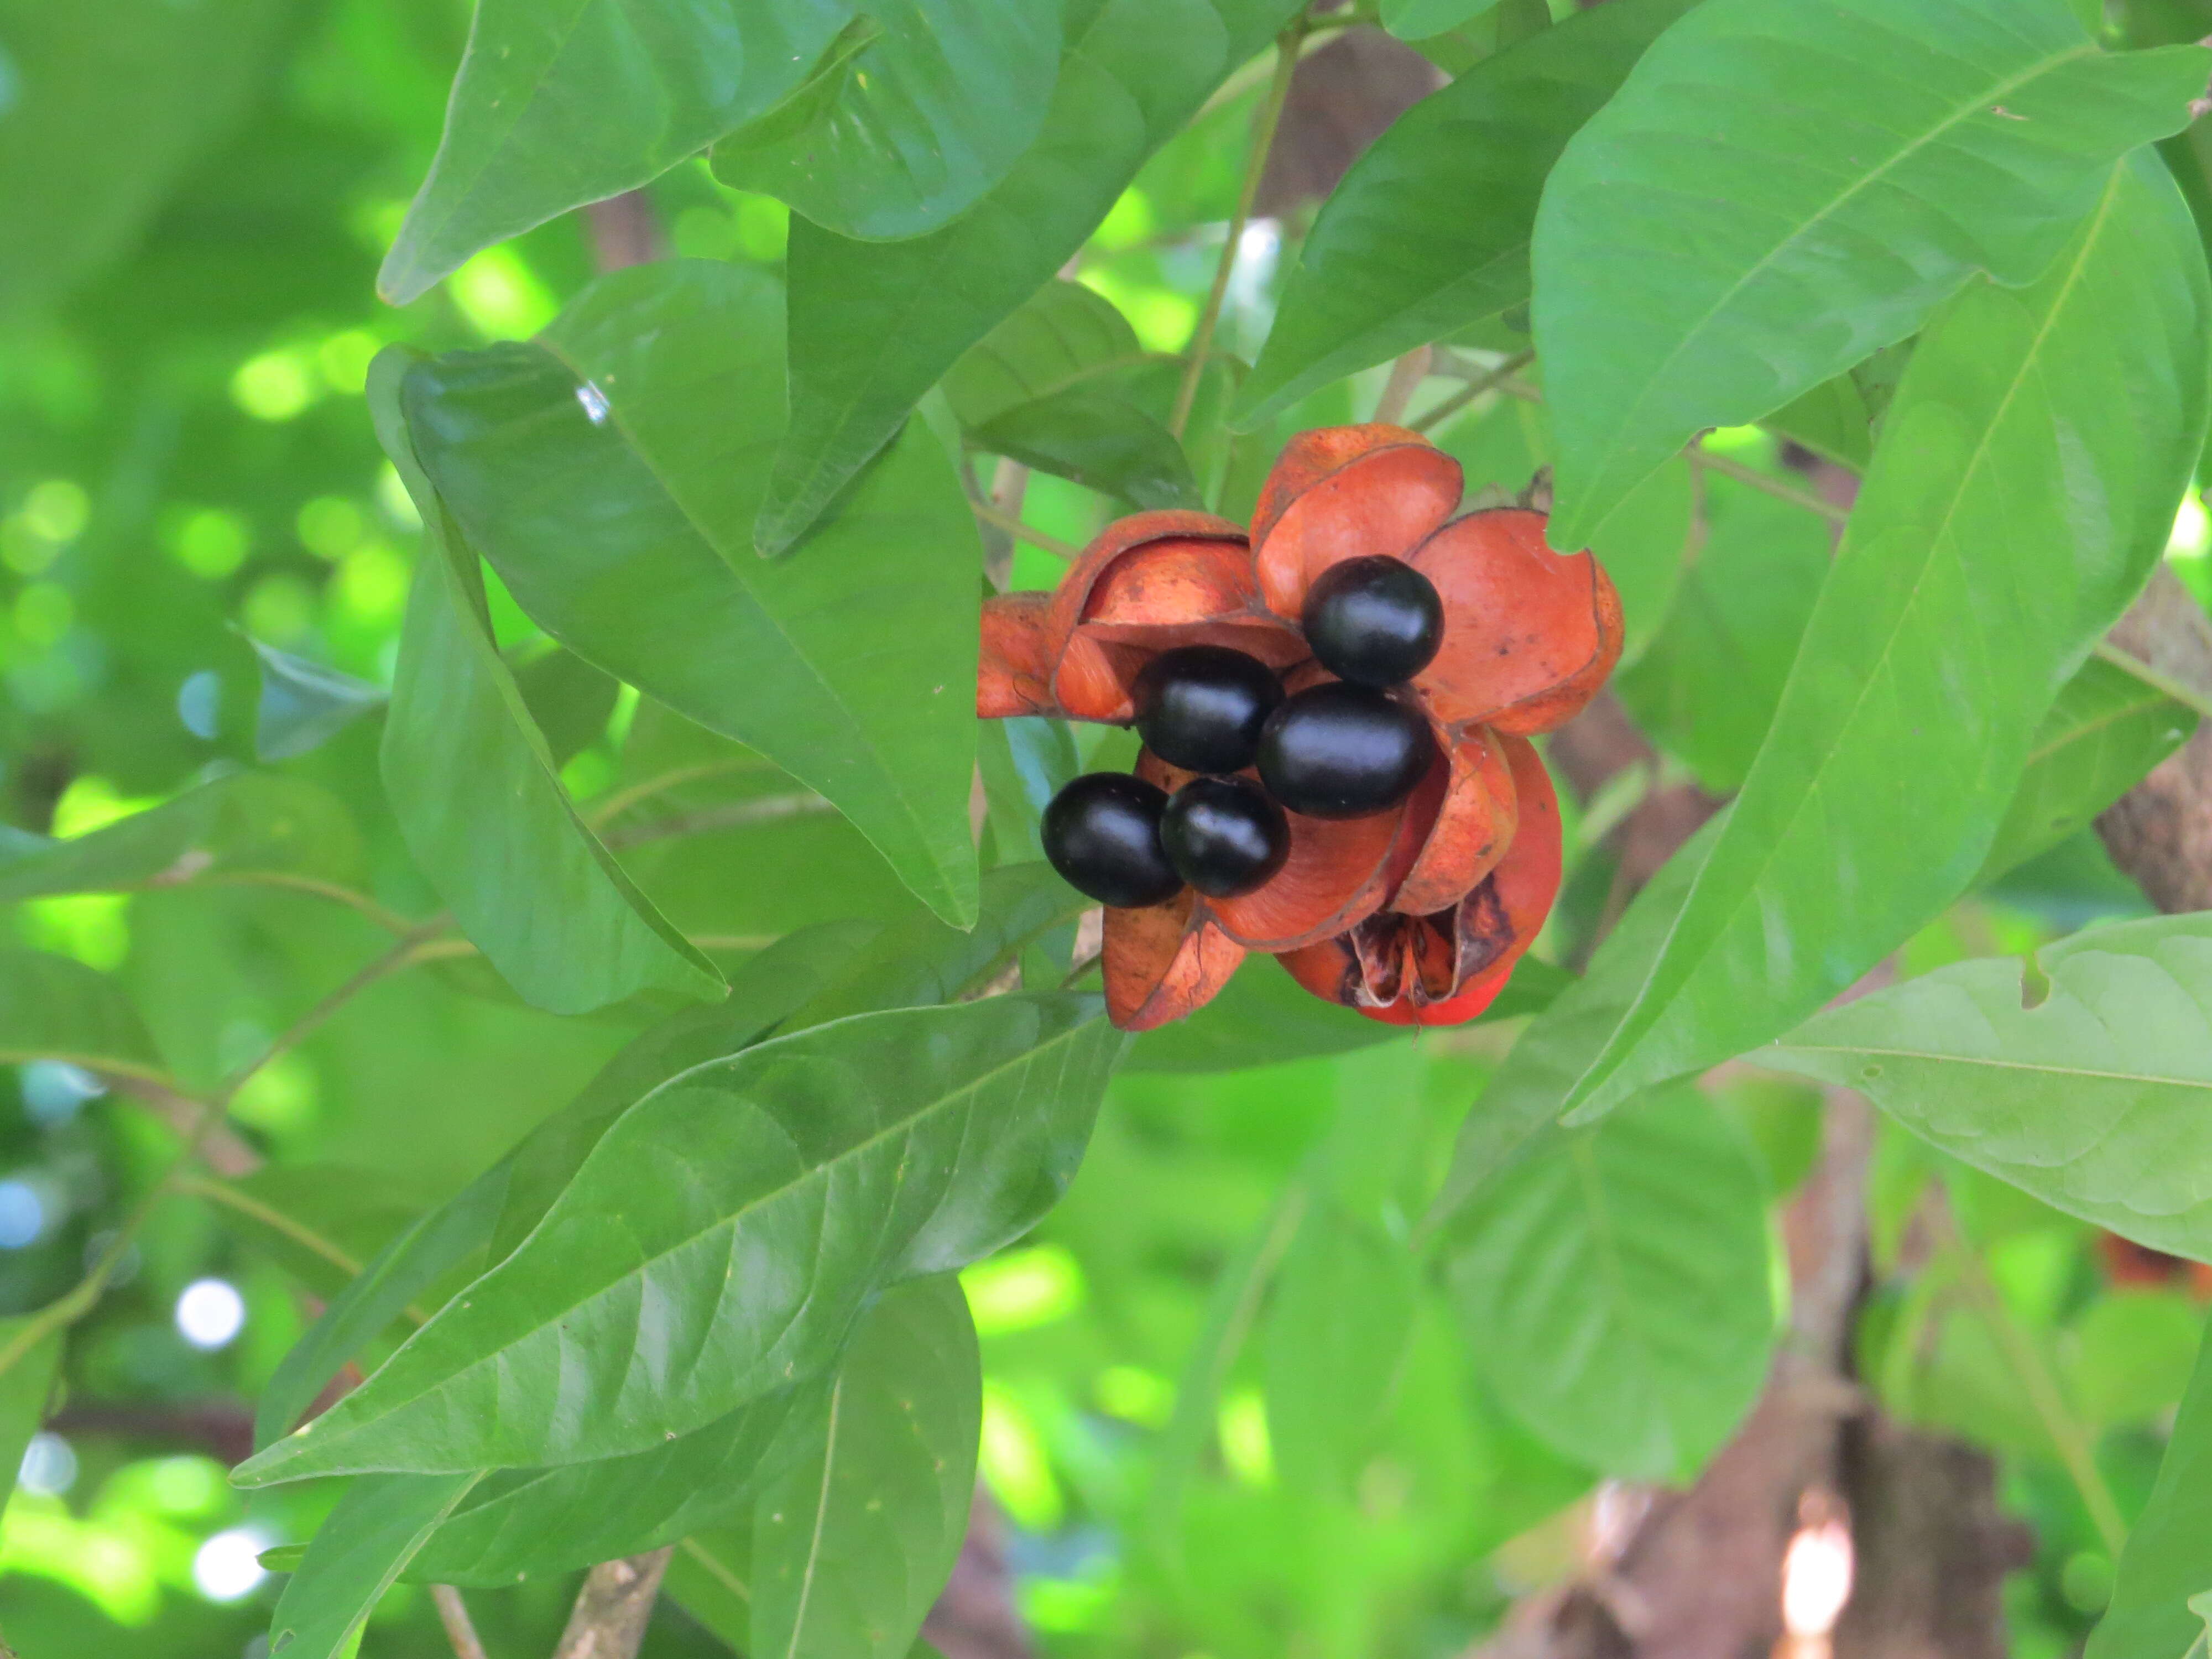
xmin=1556 ymin=156 xmax=2212 ymax=1128
xmin=1444 ymin=1086 xmax=1773 ymax=1480
xmin=758 ymin=0 xmax=1306 ymax=554
xmin=259 ymin=921 xmax=888 ymax=1454
xmin=0 ymin=1318 xmax=63 ymax=1528
xmin=377 ymin=0 xmax=852 ymax=302
xmin=247 ymin=639 xmax=385 ymax=763
xmin=0 ymin=772 xmax=362 ymax=902
xmin=410 ymin=1385 xmax=811 ymax=1588
xmin=971 ymin=386 xmax=1201 ymax=512
xmin=1262 ymin=1200 xmax=1418 ymax=1495
xmin=709 ymin=1 xmax=1060 ymax=241
xmin=372 ymin=349 xmax=722 ymax=1018
xmin=404 ymin=261 xmax=980 ymax=927
xmin=0 ymin=0 xmax=293 ymax=311
xmin=1979 ymin=653 xmax=2197 ymax=884
xmin=197 ymin=1166 xmax=419 ymax=1307
xmin=1238 ymin=0 xmax=1697 ymax=429
xmin=1533 ymin=0 xmax=2209 ymax=545
xmin=785 ymin=862 xmax=1090 ymax=1031
xmin=1612 ymin=482 xmax=1832 ymax=794
xmin=1767 ymin=912 xmax=2212 ymax=1261
xmin=265 ymin=1472 xmax=482 ymax=1659
xmin=236 ymin=995 xmax=1120 ymax=1483
xmin=0 ymin=949 xmax=165 ymax=1083
xmin=752 ymin=1275 xmax=980 ymax=1659
xmin=2088 ymin=1320 xmax=2212 ymax=1659
xmin=942 ymin=280 xmax=1148 ymax=430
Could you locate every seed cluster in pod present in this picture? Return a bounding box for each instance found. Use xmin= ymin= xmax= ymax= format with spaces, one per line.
xmin=1042 ymin=556 xmax=1446 ymax=907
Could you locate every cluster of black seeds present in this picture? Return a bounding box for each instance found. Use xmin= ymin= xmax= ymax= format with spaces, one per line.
xmin=1043 ymin=556 xmax=1446 ymax=909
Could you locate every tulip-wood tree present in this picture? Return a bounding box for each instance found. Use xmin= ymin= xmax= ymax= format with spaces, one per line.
xmin=13 ymin=0 xmax=2212 ymax=1656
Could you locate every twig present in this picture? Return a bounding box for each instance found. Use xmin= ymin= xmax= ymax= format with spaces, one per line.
xmin=215 ymin=921 xmax=450 ymax=1104
xmin=603 ymin=792 xmax=834 ymax=849
xmin=432 ymin=1584 xmax=491 ymax=1659
xmin=1410 ymin=349 xmax=1535 ymax=435
xmin=1171 ymin=19 xmax=1305 ymax=439
xmin=1193 ymin=21 xmax=1352 ymax=124
xmin=1371 ymin=346 xmax=1432 ymax=427
xmin=1686 ymin=445 xmax=1850 ymax=524
xmin=200 ymin=873 xmax=419 ymax=936
xmin=971 ymin=499 xmax=1079 ymax=562
xmin=553 ymin=1548 xmax=675 ymax=1659
xmin=585 ymin=758 xmax=773 ymax=830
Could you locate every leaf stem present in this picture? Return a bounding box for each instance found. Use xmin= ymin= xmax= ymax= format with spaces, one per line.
xmin=1686 ymin=446 xmax=1850 ymax=524
xmin=1411 ymin=350 xmax=1535 ymax=435
xmin=200 ymin=873 xmax=419 ymax=936
xmin=1170 ymin=19 xmax=1305 ymax=440
xmin=2094 ymin=637 xmax=2212 ymax=726
xmin=603 ymin=792 xmax=836 ymax=849
xmin=970 ymin=499 xmax=1080 ymax=562
xmin=1936 ymin=1203 xmax=2126 ymax=1554
xmin=171 ymin=1172 xmax=365 ymax=1282
xmin=586 ymin=758 xmax=774 ymax=830
xmin=216 ymin=921 xmax=451 ymax=1105
xmin=431 ymin=1584 xmax=489 ymax=1659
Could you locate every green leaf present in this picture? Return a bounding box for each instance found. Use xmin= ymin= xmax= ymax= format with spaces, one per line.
xmin=409 ymin=1386 xmax=811 ymax=1588
xmin=512 ymin=646 xmax=620 ymax=770
xmin=752 ymin=1275 xmax=980 ymax=1659
xmin=1262 ymin=1201 xmax=1418 ymax=1495
xmin=1612 ymin=482 xmax=1833 ymax=794
xmin=1554 ymin=156 xmax=2212 ymax=1128
xmin=1534 ymin=0 xmax=2210 ymax=544
xmin=371 ymin=348 xmax=722 ymax=1018
xmin=784 ymin=862 xmax=1091 ymax=1031
xmin=247 ymin=640 xmax=386 ymax=763
xmin=0 ymin=0 xmax=293 ymax=311
xmin=1977 ymin=653 xmax=2198 ymax=885
xmin=1766 ymin=912 xmax=2212 ymax=1261
xmin=1443 ymin=1086 xmax=1774 ymax=1480
xmin=1238 ymin=0 xmax=1697 ymax=429
xmin=0 ymin=772 xmax=363 ymax=902
xmin=2067 ymin=1291 xmax=2203 ymax=1430
xmin=757 ymin=0 xmax=1305 ymax=554
xmin=375 ymin=0 xmax=852 ymax=302
xmin=197 ymin=1167 xmax=419 ymax=1307
xmin=709 ymin=1 xmax=1061 ymax=241
xmin=665 ymin=1529 xmax=755 ymax=1650
xmin=942 ymin=280 xmax=1148 ymax=430
xmin=234 ymin=995 xmax=1120 ymax=1484
xmin=0 ymin=949 xmax=165 ymax=1083
xmin=265 ymin=1472 xmax=482 ymax=1659
xmin=0 ymin=1318 xmax=64 ymax=1528
xmin=2088 ymin=1321 xmax=2212 ymax=1659
xmin=1764 ymin=374 xmax=1876 ymax=471
xmin=976 ymin=718 xmax=1079 ymax=868
xmin=1381 ymin=0 xmax=1504 ymax=39
xmin=404 ymin=261 xmax=980 ymax=928
xmin=257 ymin=921 xmax=888 ymax=1454
xmin=971 ymin=387 xmax=1201 ymax=512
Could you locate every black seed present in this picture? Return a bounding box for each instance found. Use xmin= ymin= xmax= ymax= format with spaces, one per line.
xmin=1041 ymin=773 xmax=1182 ymax=908
xmin=1301 ymin=555 xmax=1444 ymax=687
xmin=1161 ymin=776 xmax=1290 ymax=899
xmin=1133 ymin=645 xmax=1284 ymax=775
xmin=1256 ymin=682 xmax=1433 ymax=820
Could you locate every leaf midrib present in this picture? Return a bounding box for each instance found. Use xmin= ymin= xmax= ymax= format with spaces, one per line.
xmin=528 ymin=331 xmax=961 ymax=915
xmin=264 ymin=1011 xmax=1100 ymax=1469
xmin=1575 ymin=34 xmax=2104 ymax=509
xmin=1567 ymin=163 xmax=2128 ymax=1117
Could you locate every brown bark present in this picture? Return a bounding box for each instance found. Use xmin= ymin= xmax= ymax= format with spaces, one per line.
xmin=922 ymin=1491 xmax=1033 ymax=1659
xmin=1254 ymin=28 xmax=1443 ymax=217
xmin=2096 ymin=566 xmax=2212 ymax=912
xmin=551 ymin=1548 xmax=675 ymax=1659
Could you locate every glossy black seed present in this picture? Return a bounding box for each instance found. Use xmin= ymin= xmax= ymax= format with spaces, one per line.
xmin=1041 ymin=773 xmax=1182 ymax=908
xmin=1256 ymin=682 xmax=1433 ymax=820
xmin=1133 ymin=645 xmax=1284 ymax=775
xmin=1301 ymin=555 xmax=1444 ymax=687
xmin=1161 ymin=776 xmax=1290 ymax=899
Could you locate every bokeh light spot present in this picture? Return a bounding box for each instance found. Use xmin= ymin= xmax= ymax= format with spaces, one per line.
xmin=175 ymin=1279 xmax=246 ymax=1350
